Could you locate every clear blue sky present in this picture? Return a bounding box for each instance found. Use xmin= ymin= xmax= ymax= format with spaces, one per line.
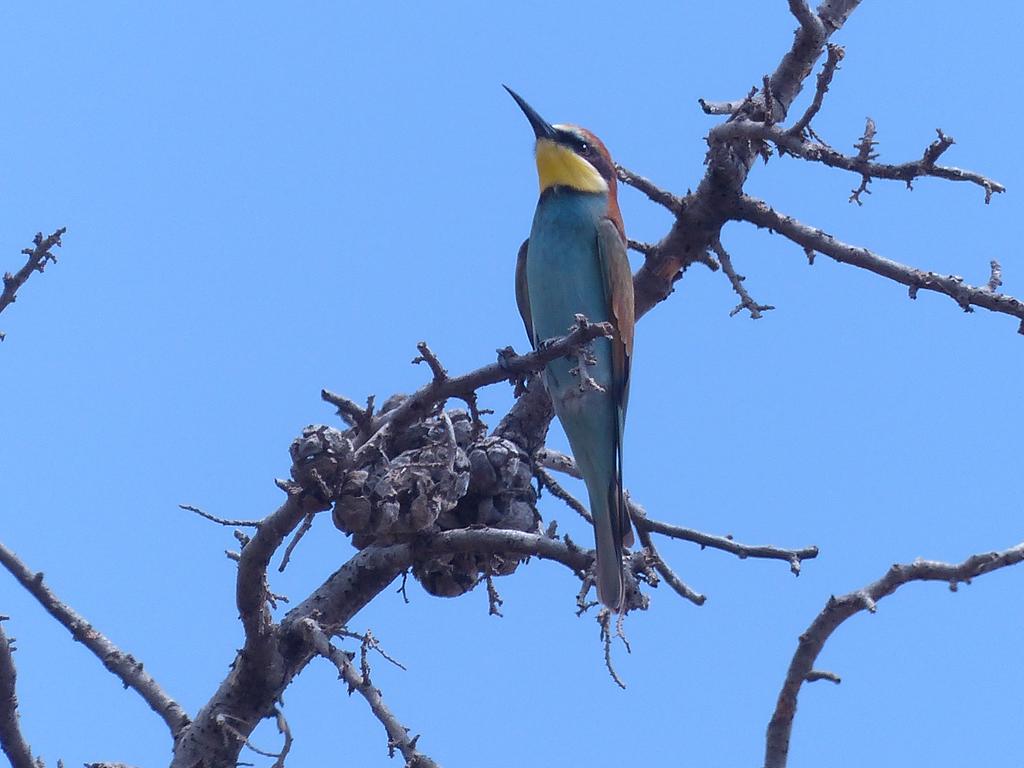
xmin=3 ymin=3 xmax=1022 ymax=766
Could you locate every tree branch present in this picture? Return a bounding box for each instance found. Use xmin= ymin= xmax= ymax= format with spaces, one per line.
xmin=347 ymin=318 xmax=613 ymax=465
xmin=614 ymin=164 xmax=685 ymax=214
xmin=1 ymin=228 xmax=66 ymax=341
xmin=0 ymin=620 xmax=36 ymax=768
xmin=765 ymin=541 xmax=1024 ymax=768
xmin=734 ymin=194 xmax=1024 ymax=332
xmin=535 ymin=448 xmax=818 ymax=573
xmin=629 ymin=502 xmax=818 ymax=575
xmin=0 ymin=541 xmax=190 ymax=737
xmin=715 ymin=120 xmax=1005 ymax=202
xmin=787 ymin=43 xmax=844 ymax=137
xmin=711 ymin=237 xmax=775 ymax=319
xmin=301 ymin=619 xmax=441 ymax=768
xmin=633 ymin=0 xmax=864 ymax=317
xmin=174 ymin=525 xmax=599 ymax=767
xmin=634 ymin=523 xmax=706 ymax=606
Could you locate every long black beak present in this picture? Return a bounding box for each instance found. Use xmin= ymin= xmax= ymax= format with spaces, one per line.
xmin=503 ymin=85 xmax=557 ymax=141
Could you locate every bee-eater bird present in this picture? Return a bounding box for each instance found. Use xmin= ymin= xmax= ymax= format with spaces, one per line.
xmin=505 ymin=86 xmax=635 ymax=611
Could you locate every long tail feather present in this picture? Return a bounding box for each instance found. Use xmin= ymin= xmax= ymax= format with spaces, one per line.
xmin=594 ymin=483 xmax=625 ymax=610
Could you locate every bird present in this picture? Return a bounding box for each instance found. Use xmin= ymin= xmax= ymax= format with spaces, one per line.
xmin=505 ymin=86 xmax=635 ymax=610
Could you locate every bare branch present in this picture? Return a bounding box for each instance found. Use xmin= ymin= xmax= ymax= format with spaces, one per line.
xmin=615 ymin=164 xmax=685 ymax=214
xmin=788 ymin=44 xmax=844 ymax=137
xmin=634 ymin=522 xmax=706 ymax=606
xmin=1 ymin=228 xmax=67 ymax=341
xmin=536 ymin=449 xmax=817 ymax=573
xmin=215 ymin=709 xmax=292 ymax=766
xmin=175 ymin=525 xmax=599 ymax=767
xmin=348 ymin=318 xmax=613 ymax=465
xmin=0 ymin=541 xmax=190 ymax=737
xmin=634 ymin=0 xmax=864 ymax=317
xmin=734 ymin=194 xmax=1024 ymax=332
xmin=179 ymin=503 xmax=261 ymax=528
xmin=598 ymin=611 xmax=628 ymax=690
xmin=236 ymin=493 xmax=326 ymax=651
xmin=278 ymin=511 xmax=316 ymax=572
xmin=301 ymin=618 xmax=441 ymax=768
xmin=322 ymin=391 xmax=376 ymax=435
xmin=535 ymin=466 xmax=593 ymax=524
xmin=629 ymin=501 xmax=817 ymax=575
xmin=716 ymin=119 xmax=1004 ymax=203
xmin=0 ymin=620 xmax=36 ymax=768
xmin=711 ymin=237 xmax=775 ymax=319
xmin=765 ymin=541 xmax=1024 ymax=768
xmin=535 ymin=447 xmax=582 ymax=478
xmin=412 ymin=341 xmax=448 ymax=382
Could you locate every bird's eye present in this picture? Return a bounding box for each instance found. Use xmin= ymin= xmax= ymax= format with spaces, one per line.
xmin=579 ymin=142 xmax=589 ymax=153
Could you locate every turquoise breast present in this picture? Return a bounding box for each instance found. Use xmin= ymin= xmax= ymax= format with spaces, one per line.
xmin=526 ymin=188 xmax=613 ymax=397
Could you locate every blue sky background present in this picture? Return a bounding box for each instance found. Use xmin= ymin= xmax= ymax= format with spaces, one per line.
xmin=2 ymin=3 xmax=1021 ymax=767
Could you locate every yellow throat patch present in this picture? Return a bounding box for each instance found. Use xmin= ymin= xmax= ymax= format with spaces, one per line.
xmin=534 ymin=138 xmax=608 ymax=194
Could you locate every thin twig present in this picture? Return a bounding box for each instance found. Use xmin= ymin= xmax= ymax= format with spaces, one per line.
xmin=179 ymin=504 xmax=261 ymax=528
xmin=598 ymin=611 xmax=627 ymax=690
xmin=484 ymin=569 xmax=504 ymax=617
xmin=301 ymin=618 xmax=441 ymax=768
xmin=0 ymin=541 xmax=190 ymax=736
xmin=0 ymin=228 xmax=67 ymax=341
xmin=278 ymin=511 xmax=316 ymax=572
xmin=615 ymin=165 xmax=685 ymax=214
xmin=711 ymin=237 xmax=775 ymax=319
xmin=535 ymin=466 xmax=593 ymax=524
xmin=634 ymin=521 xmax=706 ymax=606
xmin=215 ymin=710 xmax=291 ymax=765
xmin=765 ymin=541 xmax=1024 ymax=768
xmin=630 ymin=501 xmax=817 ymax=574
xmin=788 ymin=44 xmax=844 ymax=137
xmin=538 ymin=450 xmax=816 ymax=572
xmin=849 ymin=117 xmax=878 ymax=203
xmin=734 ymin=194 xmax=1024 ymax=332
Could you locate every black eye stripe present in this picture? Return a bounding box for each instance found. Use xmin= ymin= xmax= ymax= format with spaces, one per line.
xmin=554 ymin=128 xmax=590 ymax=154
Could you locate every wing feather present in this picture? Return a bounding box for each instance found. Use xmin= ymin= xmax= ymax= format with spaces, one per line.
xmin=514 ymin=238 xmax=535 ymax=348
xmin=596 ymin=219 xmax=635 ymax=549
